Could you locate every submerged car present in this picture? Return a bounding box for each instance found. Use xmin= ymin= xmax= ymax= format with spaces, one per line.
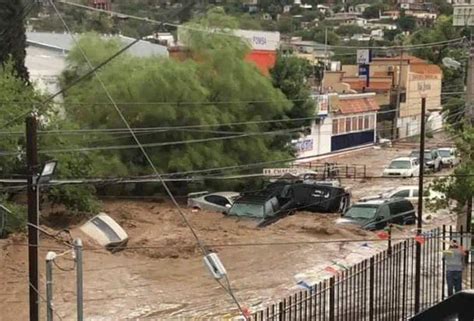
xmin=336 ymin=199 xmax=416 ymax=230
xmin=360 ymin=186 xmax=444 ymax=204
xmin=409 ymin=149 xmax=442 ymax=172
xmin=187 ymin=191 xmax=240 ymax=213
xmin=383 ymin=157 xmax=420 ymax=178
xmin=227 ymin=189 xmax=295 ymax=227
xmin=438 ymin=148 xmax=459 ymax=168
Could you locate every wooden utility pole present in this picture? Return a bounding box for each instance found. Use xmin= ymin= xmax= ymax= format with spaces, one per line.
xmin=414 ymin=97 xmax=426 ymax=314
xmin=26 ymin=115 xmax=39 ymax=321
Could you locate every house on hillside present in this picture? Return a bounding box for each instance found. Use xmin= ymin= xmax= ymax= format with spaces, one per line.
xmin=294 ymin=93 xmax=379 ymax=160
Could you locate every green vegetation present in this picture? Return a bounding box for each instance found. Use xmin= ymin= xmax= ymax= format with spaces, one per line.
xmin=0 ymin=0 xmax=29 ymax=82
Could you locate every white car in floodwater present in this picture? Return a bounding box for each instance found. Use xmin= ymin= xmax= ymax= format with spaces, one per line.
xmin=383 ymin=157 xmax=420 ymax=178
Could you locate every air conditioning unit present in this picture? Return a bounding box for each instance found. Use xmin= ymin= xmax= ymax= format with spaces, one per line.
xmin=80 ymin=213 xmax=128 ymax=252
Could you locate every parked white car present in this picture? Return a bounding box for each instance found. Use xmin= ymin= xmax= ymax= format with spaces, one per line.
xmin=438 ymin=147 xmax=459 ymax=168
xmin=360 ymin=186 xmax=444 ymax=204
xmin=383 ymin=157 xmax=420 ymax=178
xmin=187 ymin=191 xmax=240 ymax=213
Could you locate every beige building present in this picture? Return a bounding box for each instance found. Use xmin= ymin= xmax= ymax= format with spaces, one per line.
xmin=323 ymin=54 xmax=442 ymax=138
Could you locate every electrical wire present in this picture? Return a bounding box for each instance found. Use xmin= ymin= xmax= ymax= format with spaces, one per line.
xmin=49 ymin=0 xmax=248 ymax=318
xmin=55 ymin=0 xmax=467 ymax=51
xmin=29 ymin=281 xmax=64 ymax=321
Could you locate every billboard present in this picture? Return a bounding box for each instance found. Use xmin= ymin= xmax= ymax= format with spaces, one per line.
xmin=234 ymin=29 xmax=280 ymax=51
xmin=295 ymin=138 xmax=314 ymax=152
xmin=177 ymin=27 xmax=280 ymax=51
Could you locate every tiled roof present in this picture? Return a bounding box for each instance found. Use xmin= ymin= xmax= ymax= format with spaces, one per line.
xmin=410 ymin=64 xmax=442 ymax=75
xmin=343 ymin=79 xmax=392 ymax=91
xmin=336 ymin=96 xmax=380 ymax=114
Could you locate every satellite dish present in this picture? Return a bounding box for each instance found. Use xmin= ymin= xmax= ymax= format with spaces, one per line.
xmin=442 ymin=57 xmax=462 ymax=70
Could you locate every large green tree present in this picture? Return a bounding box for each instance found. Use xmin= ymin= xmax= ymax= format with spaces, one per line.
xmin=61 ymin=10 xmax=310 ymax=181
xmin=0 ymin=0 xmax=29 ymax=82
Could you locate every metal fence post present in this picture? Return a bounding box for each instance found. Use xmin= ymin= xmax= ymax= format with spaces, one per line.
xmin=46 ymin=252 xmax=56 ymax=321
xmin=329 ymin=277 xmax=335 ymax=321
xmin=74 ymin=239 xmax=83 ymax=321
xmin=369 ymin=257 xmax=375 ymax=321
xmin=442 ymin=225 xmax=446 ymax=300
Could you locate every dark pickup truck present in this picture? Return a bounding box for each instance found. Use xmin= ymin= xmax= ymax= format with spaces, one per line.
xmin=227 ymin=182 xmax=351 ymax=227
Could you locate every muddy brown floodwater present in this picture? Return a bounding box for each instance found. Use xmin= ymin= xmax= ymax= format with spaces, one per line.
xmin=0 ymin=138 xmax=457 ymax=320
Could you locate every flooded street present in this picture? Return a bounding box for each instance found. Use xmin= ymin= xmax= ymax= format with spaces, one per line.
xmin=0 ymin=139 xmax=458 ymax=320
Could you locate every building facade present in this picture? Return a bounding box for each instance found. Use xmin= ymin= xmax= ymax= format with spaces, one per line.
xmin=294 ymin=93 xmax=379 ymax=160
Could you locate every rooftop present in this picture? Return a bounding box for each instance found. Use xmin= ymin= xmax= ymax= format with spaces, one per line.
xmin=333 ymin=93 xmax=380 ymax=115
xmin=26 ymin=32 xmax=169 ymax=58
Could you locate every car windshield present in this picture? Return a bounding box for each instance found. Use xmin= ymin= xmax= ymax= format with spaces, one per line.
xmin=388 ymin=160 xmax=411 ymax=169
xmin=229 ymin=203 xmax=264 ymax=218
xmin=438 ymin=150 xmax=451 ymax=157
xmin=344 ymin=205 xmax=378 ymax=220
xmin=410 ymin=151 xmax=419 ymax=158
xmin=424 ymin=152 xmax=433 ymax=160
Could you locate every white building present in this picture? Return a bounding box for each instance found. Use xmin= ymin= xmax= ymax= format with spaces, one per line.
xmin=294 ymin=93 xmax=379 ymax=161
xmin=25 ymin=32 xmax=169 ymax=97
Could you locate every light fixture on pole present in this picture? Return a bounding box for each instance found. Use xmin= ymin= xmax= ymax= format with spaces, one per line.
xmin=37 ymin=161 xmax=57 ymax=185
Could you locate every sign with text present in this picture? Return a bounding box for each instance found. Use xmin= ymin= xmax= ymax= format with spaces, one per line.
xmin=295 ymin=139 xmax=314 ymax=152
xmin=263 ymin=168 xmax=308 ymax=176
xmin=357 ymin=49 xmax=371 ymax=65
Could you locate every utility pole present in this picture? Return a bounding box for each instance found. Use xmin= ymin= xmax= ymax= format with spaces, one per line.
xmin=393 ymin=47 xmax=404 ymax=140
xmin=26 ymin=115 xmax=39 ymax=321
xmin=467 ymin=38 xmax=474 ymax=124
xmin=414 ymin=97 xmax=426 ymax=314
xmin=75 ymin=239 xmax=84 ymax=321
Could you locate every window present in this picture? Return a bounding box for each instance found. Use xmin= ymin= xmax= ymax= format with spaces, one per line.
xmin=378 ymin=205 xmax=390 ymax=220
xmin=392 ymin=190 xmax=410 ymax=198
xmin=358 ymin=116 xmax=364 ymax=130
xmin=332 ymin=119 xmax=338 ymax=134
xmin=346 ymin=118 xmax=352 ymax=132
xmin=204 ymin=195 xmax=229 ymax=207
xmin=413 ymin=189 xmax=419 ymax=197
xmin=339 ymin=118 xmax=345 ymax=133
xmin=364 ymin=115 xmax=370 ymax=129
xmin=389 ymin=201 xmax=414 ymax=216
xmin=369 ymin=115 xmax=375 ymax=129
xmin=400 ymin=93 xmax=406 ymax=103
xmin=352 ymin=117 xmax=358 ymax=131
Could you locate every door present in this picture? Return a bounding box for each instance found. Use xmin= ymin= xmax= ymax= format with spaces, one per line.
xmin=375 ymin=205 xmax=390 ymax=229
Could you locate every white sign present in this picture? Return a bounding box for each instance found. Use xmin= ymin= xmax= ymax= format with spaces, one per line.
xmin=234 ymin=29 xmax=281 ymax=51
xmin=263 ymin=168 xmax=307 ymax=176
xmin=357 ymin=49 xmax=371 ymax=65
xmin=295 ymin=139 xmax=314 ymax=152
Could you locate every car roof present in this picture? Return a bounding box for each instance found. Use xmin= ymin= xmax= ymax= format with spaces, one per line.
xmin=206 ymin=192 xmax=240 ymax=198
xmin=355 ymin=198 xmax=410 ymax=206
xmin=391 ymin=157 xmax=414 ymax=161
xmin=437 ymin=147 xmax=453 ymax=151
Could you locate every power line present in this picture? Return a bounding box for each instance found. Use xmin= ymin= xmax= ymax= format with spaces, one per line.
xmin=55 ymin=1 xmax=466 ymax=51
xmin=48 ymin=0 xmax=248 ymax=317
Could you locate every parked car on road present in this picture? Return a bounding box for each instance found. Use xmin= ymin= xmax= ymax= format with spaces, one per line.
xmin=438 ymin=148 xmax=459 ymax=168
xmin=409 ymin=149 xmax=442 ymax=172
xmin=187 ymin=191 xmax=240 ymax=213
xmin=359 ymin=186 xmax=444 ymax=205
xmin=383 ymin=157 xmax=420 ymax=178
xmin=336 ymin=199 xmax=416 ymax=230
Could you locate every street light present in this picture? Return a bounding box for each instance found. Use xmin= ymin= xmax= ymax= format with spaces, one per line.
xmin=37 ymin=161 xmax=57 ymax=185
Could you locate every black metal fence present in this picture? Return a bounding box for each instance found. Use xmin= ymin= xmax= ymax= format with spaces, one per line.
xmin=251 ymin=226 xmax=473 ymax=321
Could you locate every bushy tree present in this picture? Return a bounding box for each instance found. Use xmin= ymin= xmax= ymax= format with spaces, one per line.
xmin=61 ymin=9 xmax=311 ymax=182
xmin=0 ymin=0 xmax=29 ymax=82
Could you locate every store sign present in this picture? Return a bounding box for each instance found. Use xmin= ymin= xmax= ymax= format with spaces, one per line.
xmin=357 ymin=49 xmax=371 ymax=65
xmin=295 ymin=139 xmax=314 ymax=152
xmin=358 ymin=64 xmax=369 ymax=80
xmin=263 ymin=168 xmax=307 ymax=176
